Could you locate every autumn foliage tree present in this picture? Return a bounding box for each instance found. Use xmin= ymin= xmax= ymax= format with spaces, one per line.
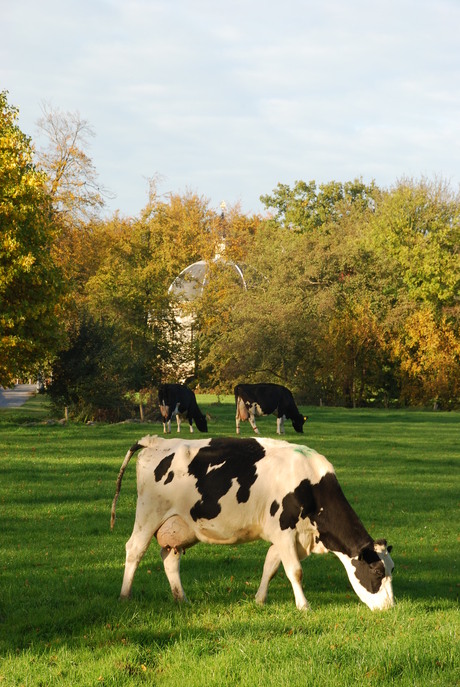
xmin=4 ymin=90 xmax=458 ymax=412
xmin=199 ymin=178 xmax=459 ymax=408
xmin=0 ymin=91 xmax=64 ymax=386
xmin=35 ymin=103 xmax=106 ymax=226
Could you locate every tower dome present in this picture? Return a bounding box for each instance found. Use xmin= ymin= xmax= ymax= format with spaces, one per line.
xmin=169 ymin=256 xmax=245 ymax=301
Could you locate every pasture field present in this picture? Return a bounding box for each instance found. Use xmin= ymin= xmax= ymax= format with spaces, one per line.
xmin=0 ymin=395 xmax=458 ymax=686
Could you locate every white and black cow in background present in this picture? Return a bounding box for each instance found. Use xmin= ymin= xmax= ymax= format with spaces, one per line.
xmin=158 ymin=383 xmax=208 ymax=434
xmin=111 ymin=435 xmax=394 ymax=611
xmin=235 ymin=383 xmax=307 ymax=435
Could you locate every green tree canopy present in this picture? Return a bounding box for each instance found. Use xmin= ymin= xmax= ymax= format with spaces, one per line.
xmin=200 ymin=177 xmax=459 ymax=408
xmin=260 ymin=178 xmax=378 ymax=231
xmin=0 ymin=91 xmax=64 ymax=386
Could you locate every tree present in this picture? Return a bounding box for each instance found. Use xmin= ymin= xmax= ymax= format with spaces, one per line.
xmin=315 ymin=300 xmax=389 ymax=407
xmin=0 ymin=91 xmax=65 ymax=386
xmin=82 ymin=192 xmax=216 ymax=385
xmin=197 ymin=224 xmax=319 ymax=394
xmin=83 ymin=217 xmax=174 ymax=388
xmin=391 ymin=307 xmax=460 ymax=408
xmin=34 ymin=104 xmax=111 ymax=302
xmin=35 ymin=103 xmax=106 ymax=225
xmin=251 ymin=176 xmax=460 ymax=407
xmin=47 ymin=315 xmax=137 ymax=421
xmin=260 ymin=178 xmax=378 ymax=231
xmin=366 ymin=177 xmax=460 ymax=407
xmin=369 ymin=177 xmax=460 ymax=311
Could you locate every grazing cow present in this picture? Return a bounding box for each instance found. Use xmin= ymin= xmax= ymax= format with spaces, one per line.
xmin=158 ymin=383 xmax=208 ymax=434
xmin=235 ymin=383 xmax=307 ymax=435
xmin=111 ymin=435 xmax=394 ymax=611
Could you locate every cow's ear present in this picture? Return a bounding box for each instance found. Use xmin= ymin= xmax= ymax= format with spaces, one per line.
xmin=374 ymin=538 xmax=387 ymax=550
xmin=387 ymin=545 xmax=393 ymax=553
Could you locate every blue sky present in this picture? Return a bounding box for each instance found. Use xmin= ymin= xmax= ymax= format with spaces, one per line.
xmin=2 ymin=0 xmax=460 ymax=218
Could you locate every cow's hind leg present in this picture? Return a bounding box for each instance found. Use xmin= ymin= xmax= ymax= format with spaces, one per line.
xmin=249 ymin=407 xmax=259 ymax=434
xmin=255 ymin=544 xmax=281 ymax=605
xmin=161 ymin=547 xmax=188 ymax=601
xmin=120 ymin=521 xmax=158 ymax=598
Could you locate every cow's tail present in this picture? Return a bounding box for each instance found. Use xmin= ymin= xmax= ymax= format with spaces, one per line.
xmin=110 ymin=442 xmax=142 ymax=530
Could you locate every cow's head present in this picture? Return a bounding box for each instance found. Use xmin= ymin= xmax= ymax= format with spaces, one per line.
xmin=195 ymin=413 xmax=208 ymax=433
xmin=335 ymin=539 xmax=394 ymax=610
xmin=293 ymin=415 xmax=308 ymax=433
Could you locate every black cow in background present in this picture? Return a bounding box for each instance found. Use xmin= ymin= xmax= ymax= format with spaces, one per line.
xmin=158 ymin=383 xmax=208 ymax=433
xmin=235 ymin=383 xmax=307 ymax=435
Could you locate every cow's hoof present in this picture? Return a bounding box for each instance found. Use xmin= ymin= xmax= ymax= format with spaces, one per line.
xmin=297 ymin=602 xmax=311 ymax=612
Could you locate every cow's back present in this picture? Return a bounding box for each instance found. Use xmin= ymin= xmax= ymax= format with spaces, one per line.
xmin=135 ymin=436 xmax=333 ymax=544
xmin=235 ymin=383 xmax=293 ymax=413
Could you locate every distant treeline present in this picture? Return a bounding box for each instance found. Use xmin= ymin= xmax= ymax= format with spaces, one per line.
xmin=1 ymin=91 xmax=459 ymax=418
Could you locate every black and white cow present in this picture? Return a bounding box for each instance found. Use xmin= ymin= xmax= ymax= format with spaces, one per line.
xmin=235 ymin=383 xmax=307 ymax=435
xmin=158 ymin=383 xmax=208 ymax=434
xmin=111 ymin=435 xmax=394 ymax=611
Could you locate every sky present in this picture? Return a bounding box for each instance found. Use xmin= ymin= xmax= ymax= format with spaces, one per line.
xmin=2 ymin=0 xmax=460 ymax=219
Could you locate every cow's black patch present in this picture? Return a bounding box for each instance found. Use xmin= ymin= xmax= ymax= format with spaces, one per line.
xmin=311 ymin=473 xmax=373 ymax=557
xmin=188 ymin=438 xmax=266 ymax=521
xmin=352 ymin=547 xmax=385 ymax=593
xmin=279 ymin=479 xmax=315 ymax=530
xmin=270 ymin=500 xmax=280 ymax=517
xmin=154 ymin=453 xmax=174 ymax=482
xmin=164 ymin=471 xmax=174 ymax=485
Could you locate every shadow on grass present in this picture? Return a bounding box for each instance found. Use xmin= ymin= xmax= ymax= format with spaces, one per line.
xmin=1 ymin=534 xmax=457 ymax=656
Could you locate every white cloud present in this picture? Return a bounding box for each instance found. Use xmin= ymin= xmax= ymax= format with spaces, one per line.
xmin=2 ymin=0 xmax=459 ymax=216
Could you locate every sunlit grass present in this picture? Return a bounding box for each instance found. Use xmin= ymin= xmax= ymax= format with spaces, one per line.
xmin=0 ymin=396 xmax=458 ymax=686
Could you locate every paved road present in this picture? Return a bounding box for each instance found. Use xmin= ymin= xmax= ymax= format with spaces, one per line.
xmin=0 ymin=384 xmax=36 ymax=408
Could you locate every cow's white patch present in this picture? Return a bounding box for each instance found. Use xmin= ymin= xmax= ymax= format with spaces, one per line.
xmin=206 ymin=461 xmax=226 ymax=474
xmin=253 ymin=403 xmax=263 ymax=416
xmin=334 ymin=551 xmax=395 ymax=611
xmin=293 ymin=447 xmax=334 ymax=482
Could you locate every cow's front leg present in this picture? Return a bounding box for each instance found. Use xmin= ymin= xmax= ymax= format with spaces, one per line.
xmin=163 ymin=420 xmax=171 ymax=434
xmin=276 ymin=415 xmax=286 ymax=434
xmin=255 ymin=544 xmax=281 ymax=605
xmin=277 ymin=537 xmax=310 ymax=611
xmin=161 ymin=547 xmax=188 ymax=602
xmin=176 ymin=415 xmax=181 ymax=432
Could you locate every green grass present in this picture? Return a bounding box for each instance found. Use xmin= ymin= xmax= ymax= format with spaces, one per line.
xmin=0 ymin=395 xmax=458 ymax=686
